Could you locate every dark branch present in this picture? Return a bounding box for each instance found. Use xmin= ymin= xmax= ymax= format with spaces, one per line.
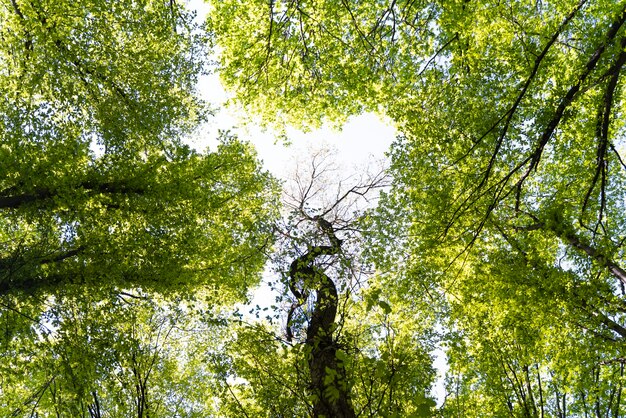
xmin=518 ymin=218 xmax=626 ymax=286
xmin=0 ymin=180 xmax=146 ymax=210
xmin=286 ymin=216 xmax=355 ymax=417
xmin=582 ymin=36 xmax=626 ymax=229
xmin=516 ymin=3 xmax=626 ymax=195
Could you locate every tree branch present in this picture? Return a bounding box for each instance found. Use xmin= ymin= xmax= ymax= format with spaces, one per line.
xmin=582 ymin=36 xmax=626 ymax=229
xmin=516 ymin=2 xmax=626 ymax=195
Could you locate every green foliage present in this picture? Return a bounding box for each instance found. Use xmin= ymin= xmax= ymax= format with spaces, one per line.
xmin=0 ymin=0 xmax=278 ymax=298
xmin=211 ymin=0 xmax=626 ymax=414
xmin=0 ymin=0 xmax=279 ymax=414
xmin=1 ymin=134 xmax=278 ymax=299
xmin=210 ymin=293 xmax=437 ymax=417
xmin=344 ymin=277 xmax=438 ymax=417
xmin=208 ymin=0 xmax=437 ymax=129
xmin=5 ymin=0 xmax=626 ymax=413
xmin=1 ymin=0 xmax=205 ymax=149
xmin=0 ymin=291 xmax=228 ymax=417
xmin=212 ymin=322 xmax=312 ymax=417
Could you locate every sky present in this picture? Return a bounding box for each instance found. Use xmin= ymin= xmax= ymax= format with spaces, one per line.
xmin=194 ymin=71 xmax=397 ymax=180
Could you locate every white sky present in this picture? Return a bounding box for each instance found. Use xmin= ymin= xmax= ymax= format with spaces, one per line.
xmin=194 ymin=76 xmax=396 ymax=179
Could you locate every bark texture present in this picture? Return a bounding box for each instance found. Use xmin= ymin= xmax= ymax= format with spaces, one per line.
xmin=288 ymin=216 xmax=356 ymax=418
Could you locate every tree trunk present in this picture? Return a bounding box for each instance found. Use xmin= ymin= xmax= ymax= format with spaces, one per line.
xmin=288 ymin=217 xmax=356 ymax=418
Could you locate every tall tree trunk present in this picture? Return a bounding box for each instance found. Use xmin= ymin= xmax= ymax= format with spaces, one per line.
xmin=288 ymin=216 xmax=356 ymax=418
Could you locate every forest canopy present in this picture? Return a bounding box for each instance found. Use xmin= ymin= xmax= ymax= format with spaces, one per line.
xmin=0 ymin=0 xmax=277 ymax=414
xmin=2 ymin=0 xmax=626 ymax=416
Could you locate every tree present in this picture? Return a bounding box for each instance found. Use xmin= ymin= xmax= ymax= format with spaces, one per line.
xmin=0 ymin=288 xmax=235 ymax=417
xmin=1 ymin=0 xmax=278 ymax=413
xmin=208 ymin=0 xmax=435 ymax=129
xmin=207 ymin=149 xmax=436 ymax=416
xmin=209 ymin=0 xmax=626 ymax=414
xmin=1 ymin=135 xmax=277 ymax=298
xmin=0 ymin=0 xmax=278 ymax=299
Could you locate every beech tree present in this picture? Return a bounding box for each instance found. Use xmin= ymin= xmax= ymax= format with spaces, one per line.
xmin=210 ymin=0 xmax=626 ymax=415
xmin=209 ymin=150 xmax=436 ymax=416
xmin=1 ymin=0 xmax=277 ymax=414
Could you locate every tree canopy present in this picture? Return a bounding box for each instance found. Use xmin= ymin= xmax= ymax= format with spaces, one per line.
xmin=210 ymin=0 xmax=626 ymax=415
xmin=1 ymin=0 xmax=279 ymax=297
xmin=1 ymin=0 xmax=277 ymax=415
xmin=3 ymin=0 xmax=626 ymax=415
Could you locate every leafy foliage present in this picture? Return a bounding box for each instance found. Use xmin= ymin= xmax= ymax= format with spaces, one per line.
xmin=0 ymin=290 xmax=234 ymax=417
xmin=0 ymin=0 xmax=278 ymax=414
xmin=210 ymin=0 xmax=626 ymax=414
xmin=5 ymin=0 xmax=626 ymax=414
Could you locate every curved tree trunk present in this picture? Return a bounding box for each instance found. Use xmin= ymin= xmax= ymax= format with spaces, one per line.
xmin=288 ymin=217 xmax=356 ymax=418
